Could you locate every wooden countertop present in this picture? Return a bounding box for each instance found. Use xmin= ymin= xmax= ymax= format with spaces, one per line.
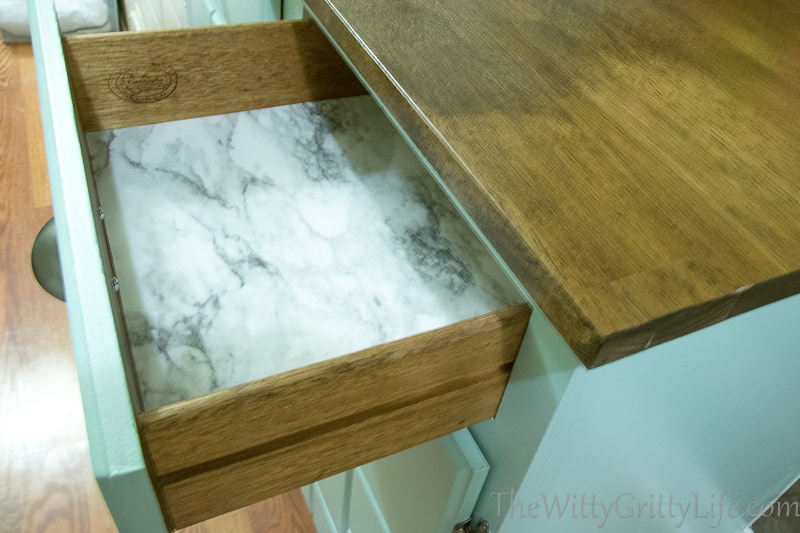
xmin=305 ymin=0 xmax=800 ymax=367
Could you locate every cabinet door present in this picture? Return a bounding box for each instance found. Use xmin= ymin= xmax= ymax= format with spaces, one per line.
xmin=353 ymin=429 xmax=490 ymax=533
xmin=310 ymin=483 xmax=339 ymax=533
xmin=317 ymin=471 xmax=350 ymax=533
xmin=350 ymin=469 xmax=390 ymax=533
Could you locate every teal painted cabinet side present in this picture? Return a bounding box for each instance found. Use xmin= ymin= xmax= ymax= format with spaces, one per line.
xmin=483 ymin=294 xmax=800 ymax=533
xmin=470 ymin=305 xmax=580 ymax=529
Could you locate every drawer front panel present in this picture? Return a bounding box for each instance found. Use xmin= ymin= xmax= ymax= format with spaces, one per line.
xmin=155 ymin=310 xmax=527 ymax=528
xmin=137 ymin=305 xmax=528 ymax=477
xmin=27 ymin=0 xmax=166 ymax=531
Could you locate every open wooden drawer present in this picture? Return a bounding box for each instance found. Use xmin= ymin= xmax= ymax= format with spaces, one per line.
xmin=29 ymin=1 xmax=531 ymax=530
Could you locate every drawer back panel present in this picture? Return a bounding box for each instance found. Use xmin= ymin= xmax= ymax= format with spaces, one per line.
xmin=62 ymin=19 xmax=367 ymax=132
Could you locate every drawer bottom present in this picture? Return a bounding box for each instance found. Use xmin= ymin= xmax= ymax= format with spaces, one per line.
xmin=86 ymin=96 xmax=531 ymax=527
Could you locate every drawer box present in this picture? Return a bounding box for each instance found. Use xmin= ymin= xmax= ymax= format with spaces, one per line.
xmin=30 ymin=2 xmax=531 ymax=531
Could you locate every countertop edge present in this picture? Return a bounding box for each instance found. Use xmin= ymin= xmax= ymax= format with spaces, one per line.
xmin=594 ymin=271 xmax=800 ymax=367
xmin=305 ymin=0 xmax=800 ymax=368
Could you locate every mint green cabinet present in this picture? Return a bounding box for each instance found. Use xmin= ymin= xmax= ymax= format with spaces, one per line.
xmin=283 ymin=0 xmax=306 ymax=19
xmin=28 ymin=3 xmax=166 ymax=531
xmin=185 ymin=0 xmax=304 ymax=25
xmin=470 ymin=293 xmax=800 ymax=532
xmin=318 ymin=471 xmax=351 ymax=532
xmin=350 ymin=469 xmax=391 ymax=533
xmin=306 ymin=429 xmax=489 ymax=533
xmin=186 ymin=0 xmax=282 ymax=25
xmin=309 ymin=483 xmax=339 ymax=533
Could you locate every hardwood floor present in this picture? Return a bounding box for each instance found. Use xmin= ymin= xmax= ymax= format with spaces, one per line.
xmin=753 ymin=478 xmax=800 ymax=533
xmin=0 ymin=41 xmax=315 ymax=533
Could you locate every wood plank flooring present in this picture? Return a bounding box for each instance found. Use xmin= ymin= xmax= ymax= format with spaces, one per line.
xmin=753 ymin=478 xmax=800 ymax=533
xmin=0 ymin=40 xmax=315 ymax=533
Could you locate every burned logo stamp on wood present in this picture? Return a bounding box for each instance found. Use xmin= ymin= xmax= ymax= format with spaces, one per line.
xmin=109 ymin=63 xmax=178 ymax=103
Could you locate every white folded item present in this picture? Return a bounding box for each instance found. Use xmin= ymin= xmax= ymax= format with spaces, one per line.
xmin=0 ymin=0 xmax=109 ymax=38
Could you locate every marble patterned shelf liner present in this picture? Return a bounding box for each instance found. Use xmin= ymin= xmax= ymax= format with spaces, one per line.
xmin=88 ymin=95 xmax=522 ymax=410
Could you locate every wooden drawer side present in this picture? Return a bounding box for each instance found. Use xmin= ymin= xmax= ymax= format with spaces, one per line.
xmin=62 ymin=19 xmax=367 ymax=132
xmin=137 ymin=303 xmax=530 ymax=528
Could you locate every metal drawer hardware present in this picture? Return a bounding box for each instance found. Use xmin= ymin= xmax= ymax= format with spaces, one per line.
xmin=97 ymin=206 xmax=105 ymax=220
xmin=111 ymin=276 xmax=120 ymax=292
xmin=452 ymin=517 xmax=490 ymax=533
xmin=31 ymin=217 xmax=65 ymax=301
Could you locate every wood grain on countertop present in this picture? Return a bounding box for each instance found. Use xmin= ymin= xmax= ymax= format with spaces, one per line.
xmin=306 ymin=0 xmax=800 ymax=367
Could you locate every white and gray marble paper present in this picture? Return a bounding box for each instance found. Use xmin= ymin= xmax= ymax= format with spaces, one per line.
xmin=88 ymin=95 xmax=521 ymax=410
